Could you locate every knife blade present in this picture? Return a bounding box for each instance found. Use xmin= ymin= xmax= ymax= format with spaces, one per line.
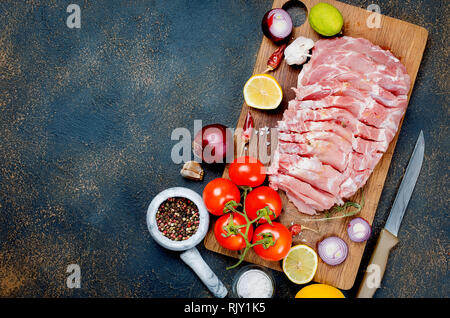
xmin=384 ymin=130 xmax=425 ymax=236
xmin=357 ymin=130 xmax=425 ymax=298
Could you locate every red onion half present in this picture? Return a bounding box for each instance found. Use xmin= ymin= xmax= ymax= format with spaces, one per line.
xmin=261 ymin=8 xmax=293 ymax=43
xmin=317 ymin=237 xmax=348 ymax=266
xmin=347 ymin=217 xmax=372 ymax=242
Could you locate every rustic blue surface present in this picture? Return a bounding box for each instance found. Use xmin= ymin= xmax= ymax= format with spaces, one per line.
xmin=0 ymin=0 xmax=448 ymax=297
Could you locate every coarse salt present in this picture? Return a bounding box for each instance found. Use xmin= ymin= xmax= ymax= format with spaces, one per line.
xmin=236 ymin=269 xmax=273 ymax=298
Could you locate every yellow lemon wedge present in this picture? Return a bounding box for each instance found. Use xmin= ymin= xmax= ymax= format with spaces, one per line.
xmin=295 ymin=283 xmax=345 ymax=298
xmin=243 ymin=74 xmax=283 ymax=110
xmin=282 ymin=244 xmax=318 ymax=284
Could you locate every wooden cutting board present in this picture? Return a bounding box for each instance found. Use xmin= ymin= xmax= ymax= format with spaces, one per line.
xmin=204 ymin=0 xmax=427 ymax=290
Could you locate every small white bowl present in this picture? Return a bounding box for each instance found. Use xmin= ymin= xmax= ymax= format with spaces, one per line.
xmin=146 ymin=187 xmax=209 ymax=251
xmin=232 ymin=265 xmax=275 ymax=298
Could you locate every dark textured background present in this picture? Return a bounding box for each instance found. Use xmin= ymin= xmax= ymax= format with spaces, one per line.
xmin=0 ymin=0 xmax=448 ymax=298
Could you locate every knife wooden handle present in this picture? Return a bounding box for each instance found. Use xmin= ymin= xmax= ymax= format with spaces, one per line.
xmin=357 ymin=229 xmax=399 ymax=298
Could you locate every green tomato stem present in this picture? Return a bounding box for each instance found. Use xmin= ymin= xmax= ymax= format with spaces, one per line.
xmin=225 ymin=186 xmax=278 ymax=270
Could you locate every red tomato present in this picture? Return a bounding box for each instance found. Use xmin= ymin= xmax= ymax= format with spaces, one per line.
xmin=252 ymin=222 xmax=292 ymax=261
xmin=214 ymin=213 xmax=253 ymax=250
xmin=228 ymin=156 xmax=266 ymax=187
xmin=203 ymin=178 xmax=240 ymax=216
xmin=245 ymin=186 xmax=282 ymax=223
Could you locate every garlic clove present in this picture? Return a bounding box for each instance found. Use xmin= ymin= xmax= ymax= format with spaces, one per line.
xmin=284 ymin=36 xmax=315 ymax=66
xmin=180 ymin=161 xmax=204 ymax=181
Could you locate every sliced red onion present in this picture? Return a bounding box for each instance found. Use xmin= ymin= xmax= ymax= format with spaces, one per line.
xmin=261 ymin=9 xmax=293 ymax=43
xmin=317 ymin=236 xmax=348 ymax=266
xmin=347 ymin=217 xmax=372 ymax=242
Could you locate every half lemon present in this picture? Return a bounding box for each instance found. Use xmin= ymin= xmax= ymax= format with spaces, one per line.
xmin=243 ymin=74 xmax=283 ymax=110
xmin=282 ymin=244 xmax=318 ymax=284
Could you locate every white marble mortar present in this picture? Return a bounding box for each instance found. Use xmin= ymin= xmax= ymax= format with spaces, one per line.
xmin=146 ymin=187 xmax=227 ymax=298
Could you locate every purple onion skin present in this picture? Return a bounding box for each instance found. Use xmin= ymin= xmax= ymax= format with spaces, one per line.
xmin=193 ymin=124 xmax=232 ymax=164
xmin=317 ymin=236 xmax=348 ymax=266
xmin=261 ymin=9 xmax=293 ymax=44
xmin=347 ymin=217 xmax=372 ymax=243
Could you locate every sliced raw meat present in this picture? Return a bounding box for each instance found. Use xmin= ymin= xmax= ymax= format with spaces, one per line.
xmin=311 ymin=51 xmax=407 ymax=85
xmin=293 ymin=79 xmax=408 ymax=109
xmin=352 ymin=137 xmax=387 ymax=154
xmin=281 ymin=107 xmax=395 ymax=145
xmin=313 ymin=36 xmax=408 ymax=76
xmin=278 ymin=131 xmax=353 ymax=154
xmin=289 ymin=95 xmax=405 ymax=132
xmin=339 ymin=169 xmax=372 ymax=198
xmin=278 ymin=119 xmax=353 ymax=144
xmin=309 ymin=50 xmax=410 ymax=90
xmin=348 ymin=151 xmax=383 ymax=172
xmin=300 ymin=36 xmax=411 ymax=96
xmin=278 ymin=154 xmax=343 ymax=196
xmin=338 ymin=151 xmax=383 ymax=198
xmin=284 ymin=192 xmax=317 ymax=215
xmin=278 ymin=139 xmax=348 ymax=172
xmin=268 ymin=36 xmax=410 ymax=215
xmin=298 ymin=63 xmax=409 ymax=96
xmin=277 ymin=120 xmax=389 ymax=154
xmin=269 ymin=174 xmax=338 ymax=214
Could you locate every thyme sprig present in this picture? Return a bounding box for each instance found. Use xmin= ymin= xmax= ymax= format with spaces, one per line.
xmin=302 ymin=194 xmax=365 ymax=222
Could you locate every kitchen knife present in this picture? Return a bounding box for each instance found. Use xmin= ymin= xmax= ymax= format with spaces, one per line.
xmin=357 ymin=131 xmax=425 ymax=298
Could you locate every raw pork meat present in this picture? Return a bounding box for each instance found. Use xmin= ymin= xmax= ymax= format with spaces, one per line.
xmin=269 ymin=36 xmax=410 ymax=215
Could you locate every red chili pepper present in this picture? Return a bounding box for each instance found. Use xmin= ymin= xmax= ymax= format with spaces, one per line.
xmin=265 ymin=44 xmax=286 ymax=72
xmin=242 ymin=111 xmax=254 ymax=142
xmin=288 ymin=224 xmax=302 ymax=236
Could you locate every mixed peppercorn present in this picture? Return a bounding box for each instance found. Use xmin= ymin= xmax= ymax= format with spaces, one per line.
xmin=156 ymin=197 xmax=200 ymax=241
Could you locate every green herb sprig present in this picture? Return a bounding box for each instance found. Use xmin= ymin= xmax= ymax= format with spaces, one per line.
xmin=302 ymin=193 xmax=365 ymax=222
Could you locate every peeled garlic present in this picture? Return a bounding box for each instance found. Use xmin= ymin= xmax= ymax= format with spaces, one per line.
xmin=284 ymin=36 xmax=315 ymax=66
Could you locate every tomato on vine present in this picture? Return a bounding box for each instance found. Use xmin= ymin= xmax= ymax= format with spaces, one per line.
xmin=203 ymin=178 xmax=240 ymax=216
xmin=245 ymin=186 xmax=282 ymax=223
xmin=204 ymin=162 xmax=291 ymax=269
xmin=214 ymin=213 xmax=253 ymax=251
xmin=252 ymin=222 xmax=292 ymax=261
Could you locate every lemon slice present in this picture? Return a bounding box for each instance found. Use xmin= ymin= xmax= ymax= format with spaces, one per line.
xmin=282 ymin=244 xmax=318 ymax=284
xmin=243 ymin=74 xmax=283 ymax=110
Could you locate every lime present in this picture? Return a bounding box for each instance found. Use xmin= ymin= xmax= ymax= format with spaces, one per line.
xmin=308 ymin=3 xmax=344 ymax=36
